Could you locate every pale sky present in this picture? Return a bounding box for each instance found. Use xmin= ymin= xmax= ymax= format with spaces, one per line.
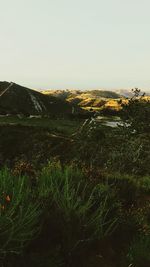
xmin=0 ymin=0 xmax=150 ymax=91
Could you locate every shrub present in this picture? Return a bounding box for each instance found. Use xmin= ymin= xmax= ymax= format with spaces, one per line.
xmin=120 ymin=88 xmax=150 ymax=134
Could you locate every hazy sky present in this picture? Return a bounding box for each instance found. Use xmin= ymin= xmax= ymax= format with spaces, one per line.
xmin=0 ymin=0 xmax=150 ymax=90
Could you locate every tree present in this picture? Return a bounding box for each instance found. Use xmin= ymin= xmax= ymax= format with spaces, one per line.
xmin=120 ymin=88 xmax=150 ymax=134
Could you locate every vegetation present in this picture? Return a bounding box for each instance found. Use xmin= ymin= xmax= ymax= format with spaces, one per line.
xmin=0 ymin=116 xmax=82 ymax=134
xmin=0 ymin=87 xmax=150 ymax=266
xmin=0 ymin=162 xmax=149 ymax=266
xmin=0 ymin=169 xmax=40 ymax=259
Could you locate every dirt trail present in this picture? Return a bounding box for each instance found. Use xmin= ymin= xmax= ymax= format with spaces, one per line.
xmin=0 ymin=82 xmax=14 ymax=97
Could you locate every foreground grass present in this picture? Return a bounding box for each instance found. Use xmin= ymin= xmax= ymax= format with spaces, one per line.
xmin=0 ymin=163 xmax=150 ymax=267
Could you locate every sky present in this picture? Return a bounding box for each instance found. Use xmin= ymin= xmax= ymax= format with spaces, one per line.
xmin=0 ymin=0 xmax=150 ymax=91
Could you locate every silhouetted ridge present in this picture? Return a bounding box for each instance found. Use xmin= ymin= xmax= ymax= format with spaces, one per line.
xmin=0 ymin=82 xmax=73 ymax=116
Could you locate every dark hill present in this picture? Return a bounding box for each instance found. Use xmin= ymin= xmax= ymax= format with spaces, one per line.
xmin=0 ymin=82 xmax=73 ymax=116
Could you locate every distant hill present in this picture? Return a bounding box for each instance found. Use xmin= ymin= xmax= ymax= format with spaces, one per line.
xmin=41 ymin=89 xmax=121 ymax=108
xmin=41 ymin=88 xmax=150 ymax=110
xmin=42 ymin=89 xmax=120 ymax=99
xmin=0 ymin=82 xmax=73 ymax=116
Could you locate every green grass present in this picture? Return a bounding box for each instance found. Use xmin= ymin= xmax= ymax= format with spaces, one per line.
xmin=0 ymin=116 xmax=83 ymax=135
xmin=38 ymin=162 xmax=119 ymax=242
xmin=0 ymin=164 xmax=150 ymax=267
xmin=0 ymin=168 xmax=41 ymax=257
xmin=0 ymin=164 xmax=120 ymax=267
xmin=125 ymin=235 xmax=150 ymax=267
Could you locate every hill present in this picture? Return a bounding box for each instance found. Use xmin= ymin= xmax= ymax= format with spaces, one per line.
xmin=1 ymin=83 xmax=149 ymax=115
xmin=41 ymin=89 xmax=121 ymax=110
xmin=0 ymin=82 xmax=73 ymax=116
xmin=42 ymin=89 xmax=120 ymax=99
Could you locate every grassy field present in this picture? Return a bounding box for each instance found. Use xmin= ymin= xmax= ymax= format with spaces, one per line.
xmin=0 ymin=116 xmax=83 ymax=135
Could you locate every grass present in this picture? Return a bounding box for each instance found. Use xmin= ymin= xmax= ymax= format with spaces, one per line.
xmin=0 ymin=168 xmax=41 ymax=258
xmin=125 ymin=235 xmax=150 ymax=267
xmin=0 ymin=116 xmax=83 ymax=135
xmin=38 ymin=162 xmax=119 ymax=252
xmin=0 ymin=163 xmax=149 ymax=267
xmin=0 ymin=163 xmax=120 ymax=266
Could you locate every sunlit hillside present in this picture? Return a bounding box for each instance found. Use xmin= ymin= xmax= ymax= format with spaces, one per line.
xmin=41 ymin=89 xmax=127 ymax=111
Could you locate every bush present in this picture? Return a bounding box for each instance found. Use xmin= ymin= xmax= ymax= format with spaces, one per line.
xmin=107 ymin=133 xmax=150 ymax=175
xmin=120 ymin=89 xmax=150 ymax=134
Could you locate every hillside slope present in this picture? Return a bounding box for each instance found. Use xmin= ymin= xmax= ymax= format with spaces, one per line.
xmin=0 ymin=82 xmax=72 ymax=115
xmin=42 ymin=89 xmax=121 ymax=110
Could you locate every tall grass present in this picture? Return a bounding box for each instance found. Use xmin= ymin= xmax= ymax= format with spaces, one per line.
xmin=38 ymin=162 xmax=119 ymax=259
xmin=0 ymin=168 xmax=41 ymax=258
xmin=0 ymin=164 xmax=122 ymax=266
